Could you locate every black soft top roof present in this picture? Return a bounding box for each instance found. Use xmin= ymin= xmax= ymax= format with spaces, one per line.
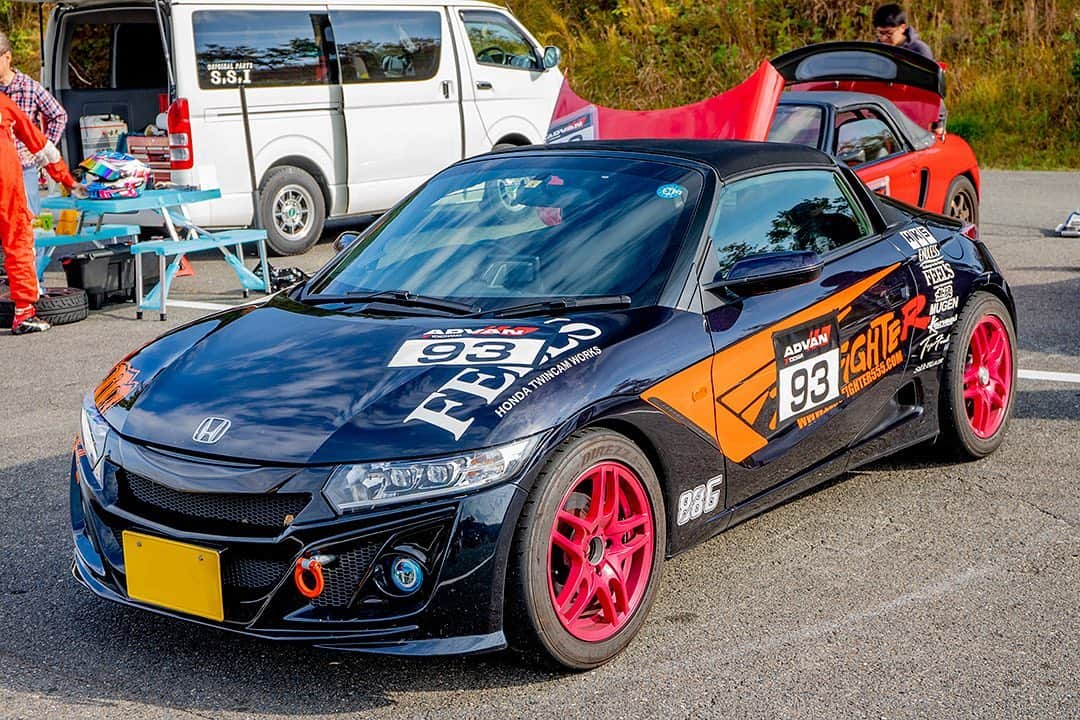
xmin=503 ymin=139 xmax=835 ymax=180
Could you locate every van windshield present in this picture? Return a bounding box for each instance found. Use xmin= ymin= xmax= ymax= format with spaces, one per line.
xmin=311 ymin=154 xmax=704 ymax=312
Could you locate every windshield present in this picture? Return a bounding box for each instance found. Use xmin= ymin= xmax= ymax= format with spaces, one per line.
xmin=310 ymin=154 xmax=704 ymax=312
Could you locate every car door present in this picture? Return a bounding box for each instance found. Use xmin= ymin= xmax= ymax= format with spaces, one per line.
xmin=452 ymin=8 xmax=562 ymax=147
xmin=331 ymin=5 xmax=463 ymax=214
xmin=700 ymin=168 xmax=921 ymax=506
xmin=837 ymin=107 xmax=921 ymax=205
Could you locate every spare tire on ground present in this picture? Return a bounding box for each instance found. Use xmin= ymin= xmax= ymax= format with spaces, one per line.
xmin=0 ymin=285 xmax=89 ymax=327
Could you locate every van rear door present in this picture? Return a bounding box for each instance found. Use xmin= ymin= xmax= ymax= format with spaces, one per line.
xmin=330 ymin=5 xmax=463 ymax=214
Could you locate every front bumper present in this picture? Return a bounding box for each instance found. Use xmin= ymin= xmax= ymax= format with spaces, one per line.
xmin=69 ymin=438 xmax=527 ymax=656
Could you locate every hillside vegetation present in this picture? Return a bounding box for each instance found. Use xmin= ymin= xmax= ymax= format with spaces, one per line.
xmin=509 ymin=0 xmax=1080 ymax=169
xmin=2 ymin=1 xmax=1076 ymax=168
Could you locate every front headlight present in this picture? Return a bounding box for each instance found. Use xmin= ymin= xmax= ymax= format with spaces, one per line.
xmin=80 ymin=396 xmax=111 ymax=468
xmin=323 ymin=434 xmax=542 ymax=513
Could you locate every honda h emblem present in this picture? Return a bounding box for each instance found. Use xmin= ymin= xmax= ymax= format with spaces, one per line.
xmin=193 ymin=416 xmax=231 ymax=444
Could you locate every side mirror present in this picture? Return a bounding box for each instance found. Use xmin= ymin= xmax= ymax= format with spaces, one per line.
xmin=333 ymin=231 xmax=360 ymax=253
xmin=704 ymin=250 xmax=823 ymax=297
xmin=542 ymin=46 xmax=561 ymax=70
xmin=837 ymin=147 xmax=866 ymax=166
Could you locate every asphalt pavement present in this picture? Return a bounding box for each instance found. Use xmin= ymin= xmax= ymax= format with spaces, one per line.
xmin=0 ymin=171 xmax=1076 ymax=719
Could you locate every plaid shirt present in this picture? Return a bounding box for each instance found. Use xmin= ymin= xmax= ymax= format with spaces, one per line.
xmin=0 ymin=69 xmax=68 ymax=169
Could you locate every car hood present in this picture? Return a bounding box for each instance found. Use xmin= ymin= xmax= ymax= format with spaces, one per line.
xmin=97 ymin=295 xmax=700 ymax=465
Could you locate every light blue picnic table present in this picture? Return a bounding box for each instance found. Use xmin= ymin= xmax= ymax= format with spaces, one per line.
xmin=41 ymin=189 xmax=270 ymax=320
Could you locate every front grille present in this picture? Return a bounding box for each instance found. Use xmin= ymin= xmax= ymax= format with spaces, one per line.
xmin=120 ymin=470 xmax=309 ymax=536
xmin=223 ymin=555 xmax=292 ymax=590
xmin=313 ymin=540 xmax=382 ymax=608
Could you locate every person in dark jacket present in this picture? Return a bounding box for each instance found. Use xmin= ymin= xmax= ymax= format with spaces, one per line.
xmin=873 ymin=4 xmax=934 ymax=60
xmin=873 ymin=3 xmax=945 ymax=131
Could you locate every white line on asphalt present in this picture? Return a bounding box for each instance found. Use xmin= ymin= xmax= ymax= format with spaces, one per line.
xmin=166 ymin=300 xmax=234 ymax=311
xmin=1019 ymin=369 xmax=1080 ymax=384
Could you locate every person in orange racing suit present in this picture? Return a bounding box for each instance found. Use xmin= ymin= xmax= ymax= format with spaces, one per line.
xmin=0 ymin=90 xmax=85 ymax=334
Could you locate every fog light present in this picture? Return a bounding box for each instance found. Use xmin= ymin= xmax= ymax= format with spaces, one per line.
xmin=389 ymin=556 xmax=424 ymax=594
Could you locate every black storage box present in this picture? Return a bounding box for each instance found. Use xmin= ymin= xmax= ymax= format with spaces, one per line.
xmin=62 ymin=245 xmax=161 ymax=310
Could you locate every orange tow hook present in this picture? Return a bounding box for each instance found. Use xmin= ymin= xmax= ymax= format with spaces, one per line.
xmin=294 ymin=556 xmax=326 ymax=599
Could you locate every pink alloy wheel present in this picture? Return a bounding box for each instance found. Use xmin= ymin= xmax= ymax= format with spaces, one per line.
xmin=547 ymin=461 xmax=654 ymax=642
xmin=963 ymin=314 xmax=1012 ymax=439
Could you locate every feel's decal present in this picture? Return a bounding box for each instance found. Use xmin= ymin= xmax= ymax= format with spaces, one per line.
xmin=642 ymin=264 xmax=916 ymax=462
xmin=94 ymin=361 xmax=140 ymax=413
xmin=402 ymin=319 xmax=603 ymax=439
xmin=773 ymin=317 xmax=840 ymax=423
xmin=676 ymin=475 xmax=723 ymax=525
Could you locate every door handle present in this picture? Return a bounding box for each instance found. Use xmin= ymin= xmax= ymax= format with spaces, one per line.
xmin=476 ymin=80 xmax=493 ymax=90
xmin=441 ymin=80 xmax=453 ymax=99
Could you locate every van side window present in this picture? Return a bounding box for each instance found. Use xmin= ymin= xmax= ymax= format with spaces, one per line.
xmin=68 ymin=23 xmax=113 ymax=89
xmin=460 ymin=11 xmax=539 ymax=70
xmin=331 ymin=11 xmax=441 ymax=83
xmin=193 ymin=11 xmax=334 ymax=89
xmin=709 ymin=170 xmax=872 ymax=275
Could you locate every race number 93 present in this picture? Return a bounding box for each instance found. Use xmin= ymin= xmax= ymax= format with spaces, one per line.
xmin=777 ymin=348 xmax=840 ymax=421
xmin=677 ymin=475 xmax=723 ymax=526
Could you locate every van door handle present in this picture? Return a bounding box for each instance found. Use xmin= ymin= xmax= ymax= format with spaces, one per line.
xmin=476 ymin=80 xmax=493 ymax=90
xmin=441 ymin=80 xmax=453 ymax=98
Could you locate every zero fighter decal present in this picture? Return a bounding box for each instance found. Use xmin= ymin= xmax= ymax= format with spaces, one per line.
xmin=641 ymin=263 xmax=925 ymax=462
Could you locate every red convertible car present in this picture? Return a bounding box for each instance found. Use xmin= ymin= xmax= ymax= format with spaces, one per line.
xmin=547 ymin=42 xmax=980 ymax=223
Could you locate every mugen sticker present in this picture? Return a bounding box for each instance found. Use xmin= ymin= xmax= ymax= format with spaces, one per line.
xmin=773 ymin=316 xmax=840 ymax=423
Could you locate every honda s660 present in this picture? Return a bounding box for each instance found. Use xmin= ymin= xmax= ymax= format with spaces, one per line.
xmin=71 ymin=140 xmax=1016 ymax=669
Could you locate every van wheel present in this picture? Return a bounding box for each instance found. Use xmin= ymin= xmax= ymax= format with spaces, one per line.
xmin=258 ymin=167 xmax=326 ymax=255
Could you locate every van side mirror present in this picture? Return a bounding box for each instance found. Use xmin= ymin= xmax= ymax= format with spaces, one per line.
xmin=333 ymin=231 xmax=360 ymax=253
xmin=542 ymin=46 xmax=561 ymax=70
xmin=704 ymin=250 xmax=823 ymax=296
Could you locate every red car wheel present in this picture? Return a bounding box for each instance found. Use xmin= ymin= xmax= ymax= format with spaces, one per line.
xmin=507 ymin=429 xmax=665 ymax=669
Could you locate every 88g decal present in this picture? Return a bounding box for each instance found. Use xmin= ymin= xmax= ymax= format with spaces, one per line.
xmin=677 ymin=475 xmax=723 ymax=525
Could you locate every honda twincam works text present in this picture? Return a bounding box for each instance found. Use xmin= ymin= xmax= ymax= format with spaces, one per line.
xmin=72 ymin=141 xmax=1016 ymax=669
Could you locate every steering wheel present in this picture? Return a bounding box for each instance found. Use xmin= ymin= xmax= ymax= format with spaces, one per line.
xmin=476 ymin=46 xmax=507 ymax=65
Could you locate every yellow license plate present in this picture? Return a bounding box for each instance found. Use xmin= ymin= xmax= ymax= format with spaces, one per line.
xmin=122 ymin=530 xmax=224 ymax=622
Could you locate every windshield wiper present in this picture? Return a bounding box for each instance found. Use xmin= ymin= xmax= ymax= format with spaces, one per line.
xmin=479 ymin=295 xmax=632 ymax=319
xmin=303 ymin=290 xmax=479 ymax=315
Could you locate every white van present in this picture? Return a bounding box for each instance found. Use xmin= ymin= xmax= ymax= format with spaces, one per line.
xmin=43 ymin=0 xmax=563 ymax=253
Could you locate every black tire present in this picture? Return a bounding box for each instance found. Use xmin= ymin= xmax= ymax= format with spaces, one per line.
xmin=944 ymin=175 xmax=979 ymax=226
xmin=483 ymin=142 xmax=531 ymax=221
xmin=0 ymin=286 xmax=88 ymax=327
xmin=938 ymin=292 xmax=1016 ymax=459
xmin=506 ymin=428 xmax=665 ymax=670
xmin=257 ymin=166 xmax=326 ymax=256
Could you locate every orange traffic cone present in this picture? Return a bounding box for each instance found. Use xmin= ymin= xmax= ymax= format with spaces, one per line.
xmin=176 ymin=256 xmax=195 ymax=277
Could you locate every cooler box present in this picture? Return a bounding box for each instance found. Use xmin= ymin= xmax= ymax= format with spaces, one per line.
xmin=62 ymin=245 xmax=160 ymax=309
xmin=79 ymin=115 xmax=127 ymax=157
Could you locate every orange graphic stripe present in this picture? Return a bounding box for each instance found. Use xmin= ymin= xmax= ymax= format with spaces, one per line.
xmin=642 ymin=263 xmax=900 ymax=462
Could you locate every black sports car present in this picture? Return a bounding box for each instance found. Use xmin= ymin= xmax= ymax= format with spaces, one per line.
xmin=71 ymin=140 xmax=1016 ymax=669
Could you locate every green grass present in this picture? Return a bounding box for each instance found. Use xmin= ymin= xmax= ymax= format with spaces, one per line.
xmin=509 ymin=0 xmax=1080 ymax=169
